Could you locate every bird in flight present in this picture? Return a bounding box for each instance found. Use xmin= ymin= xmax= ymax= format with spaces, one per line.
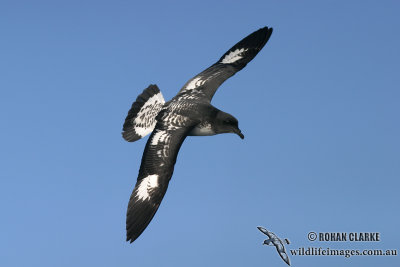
xmin=257 ymin=226 xmax=291 ymax=266
xmin=122 ymin=27 xmax=273 ymax=243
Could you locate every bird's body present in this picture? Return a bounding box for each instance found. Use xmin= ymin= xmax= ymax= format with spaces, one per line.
xmin=257 ymin=227 xmax=291 ymax=266
xmin=122 ymin=27 xmax=273 ymax=243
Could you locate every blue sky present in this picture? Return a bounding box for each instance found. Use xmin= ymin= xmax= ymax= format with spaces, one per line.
xmin=1 ymin=1 xmax=399 ymax=266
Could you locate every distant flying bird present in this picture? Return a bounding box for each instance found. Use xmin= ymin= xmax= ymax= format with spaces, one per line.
xmin=122 ymin=27 xmax=273 ymax=243
xmin=257 ymin=226 xmax=291 ymax=266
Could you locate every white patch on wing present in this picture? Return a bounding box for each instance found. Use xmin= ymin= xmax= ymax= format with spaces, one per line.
xmin=151 ymin=130 xmax=172 ymax=159
xmin=185 ymin=77 xmax=205 ymax=90
xmin=151 ymin=130 xmax=166 ymax=145
xmin=149 ymin=115 xmax=188 ymax=160
xmin=133 ymin=92 xmax=165 ymax=137
xmin=136 ymin=174 xmax=159 ymax=201
xmin=221 ymin=48 xmax=247 ymax=64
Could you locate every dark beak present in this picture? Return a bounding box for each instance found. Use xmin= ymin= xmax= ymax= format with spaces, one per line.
xmin=234 ymin=128 xmax=244 ymax=139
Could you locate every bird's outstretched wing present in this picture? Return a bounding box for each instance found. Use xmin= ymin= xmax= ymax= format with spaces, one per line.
xmin=126 ymin=117 xmax=194 ymax=243
xmin=178 ymin=27 xmax=273 ymax=101
xmin=257 ymin=226 xmax=273 ymax=238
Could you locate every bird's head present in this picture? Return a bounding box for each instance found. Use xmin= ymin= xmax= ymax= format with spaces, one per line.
xmin=215 ymin=111 xmax=244 ymax=139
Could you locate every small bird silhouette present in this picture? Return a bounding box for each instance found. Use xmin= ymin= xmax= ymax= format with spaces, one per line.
xmin=257 ymin=226 xmax=291 ymax=266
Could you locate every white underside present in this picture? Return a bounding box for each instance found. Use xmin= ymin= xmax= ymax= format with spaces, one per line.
xmin=188 ymin=125 xmax=216 ymax=136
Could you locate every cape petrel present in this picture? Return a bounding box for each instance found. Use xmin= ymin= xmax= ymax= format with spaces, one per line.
xmin=122 ymin=27 xmax=273 ymax=243
xmin=257 ymin=226 xmax=291 ymax=266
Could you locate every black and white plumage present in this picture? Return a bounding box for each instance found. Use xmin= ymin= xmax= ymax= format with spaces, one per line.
xmin=122 ymin=85 xmax=165 ymax=142
xmin=122 ymin=27 xmax=273 ymax=243
xmin=257 ymin=226 xmax=291 ymax=266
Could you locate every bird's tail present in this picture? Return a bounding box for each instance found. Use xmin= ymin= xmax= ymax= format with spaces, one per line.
xmin=122 ymin=84 xmax=165 ymax=142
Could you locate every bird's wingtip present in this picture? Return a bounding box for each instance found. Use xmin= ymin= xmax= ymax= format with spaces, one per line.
xmin=126 ymin=237 xmax=135 ymax=244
